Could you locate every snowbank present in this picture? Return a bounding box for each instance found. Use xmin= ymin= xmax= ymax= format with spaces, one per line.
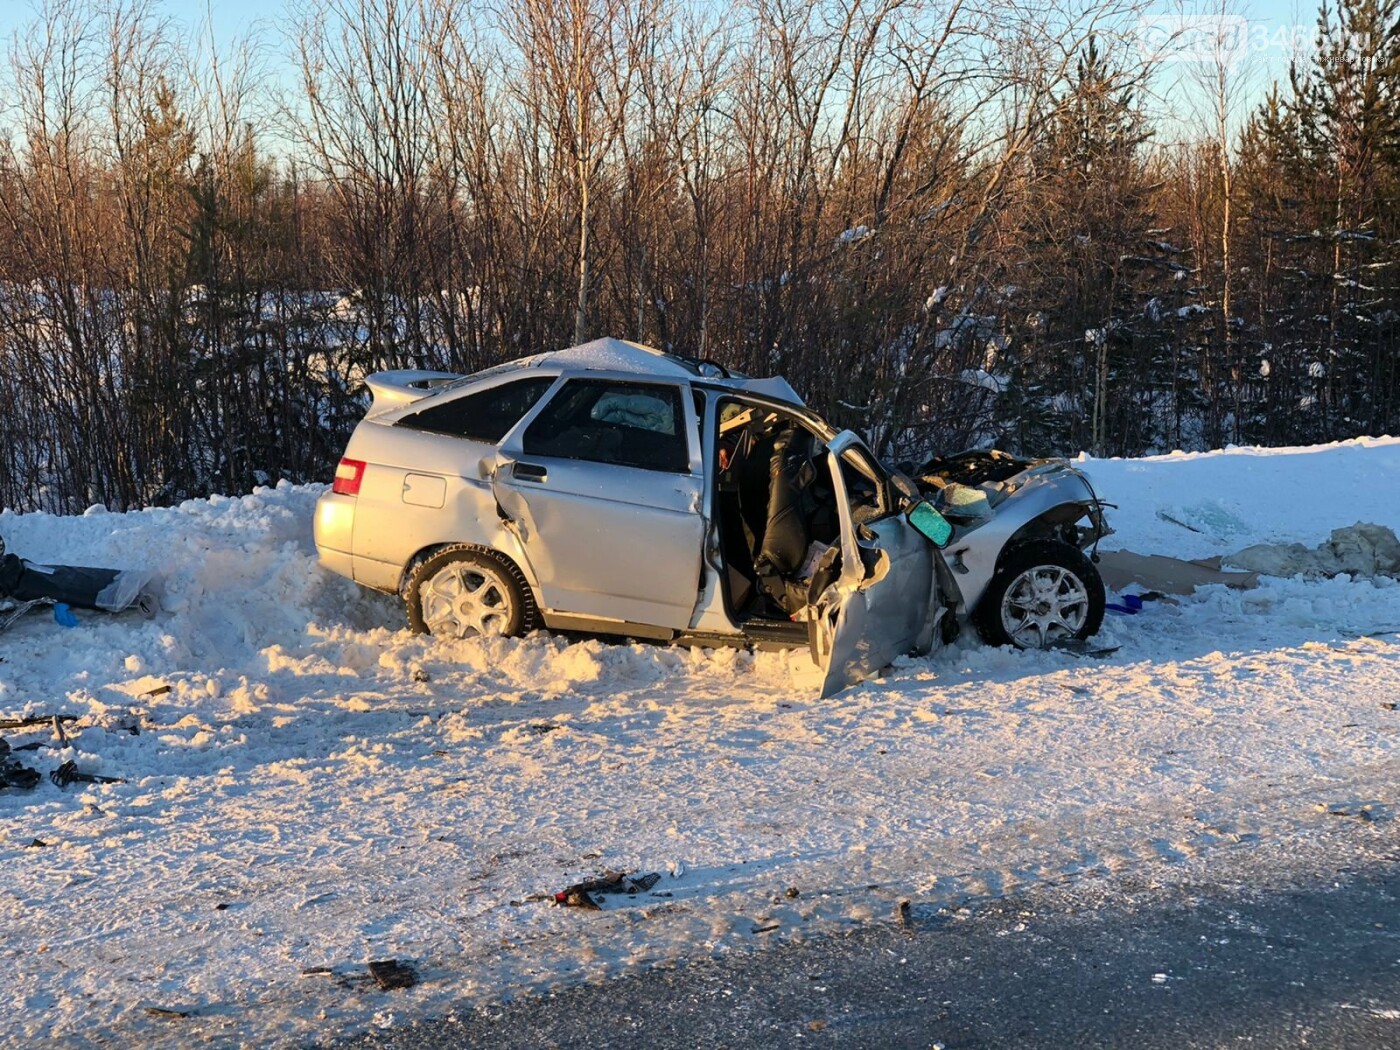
xmin=1 ymin=441 xmax=1398 ymax=1047
xmin=1078 ymin=434 xmax=1400 ymax=561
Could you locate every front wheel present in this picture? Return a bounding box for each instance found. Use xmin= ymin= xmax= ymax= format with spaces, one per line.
xmin=405 ymin=546 xmax=537 ymax=639
xmin=975 ymin=540 xmax=1105 ymax=649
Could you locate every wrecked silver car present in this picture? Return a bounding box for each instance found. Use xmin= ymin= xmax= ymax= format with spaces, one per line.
xmin=314 ymin=338 xmax=1107 ymax=692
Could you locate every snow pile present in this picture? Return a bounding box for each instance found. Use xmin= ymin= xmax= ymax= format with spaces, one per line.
xmin=1224 ymin=522 xmax=1400 ymax=580
xmin=1 ymin=440 xmax=1399 ymax=1047
xmin=1077 ymin=435 xmax=1400 ymax=561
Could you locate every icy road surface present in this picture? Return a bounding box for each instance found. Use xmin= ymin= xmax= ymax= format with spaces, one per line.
xmin=1 ymin=437 xmax=1398 ymax=1047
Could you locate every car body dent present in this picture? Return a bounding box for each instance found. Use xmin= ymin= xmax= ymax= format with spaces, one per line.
xmin=336 ymin=372 xmax=572 ymax=595
xmin=363 ymin=339 xmax=805 ymax=421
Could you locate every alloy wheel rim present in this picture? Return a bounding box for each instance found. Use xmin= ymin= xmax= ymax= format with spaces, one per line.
xmin=421 ymin=562 xmax=512 ymax=638
xmin=999 ymin=564 xmax=1089 ymax=648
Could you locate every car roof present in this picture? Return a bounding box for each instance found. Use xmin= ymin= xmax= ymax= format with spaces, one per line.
xmin=366 ymin=337 xmax=806 ymax=418
xmin=460 ymin=337 xmax=804 ymax=402
xmin=547 ymin=337 xmax=703 ymax=378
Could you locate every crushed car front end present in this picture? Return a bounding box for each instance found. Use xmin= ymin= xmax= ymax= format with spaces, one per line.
xmin=905 ymin=450 xmax=1111 ymax=647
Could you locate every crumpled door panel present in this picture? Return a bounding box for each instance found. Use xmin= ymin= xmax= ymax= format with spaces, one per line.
xmin=810 ymin=515 xmax=934 ymax=696
xmin=806 ymin=432 xmax=936 ymax=696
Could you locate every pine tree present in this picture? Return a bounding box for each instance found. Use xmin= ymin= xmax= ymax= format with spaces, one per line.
xmin=1229 ymin=0 xmax=1400 ymax=446
xmin=1009 ymin=38 xmax=1167 ymax=456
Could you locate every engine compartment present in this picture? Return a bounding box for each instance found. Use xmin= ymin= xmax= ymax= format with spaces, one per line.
xmin=906 ymin=449 xmax=1051 ymax=527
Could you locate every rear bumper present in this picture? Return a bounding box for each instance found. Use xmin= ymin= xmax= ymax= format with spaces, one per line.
xmin=313 ymin=492 xmax=356 ymax=579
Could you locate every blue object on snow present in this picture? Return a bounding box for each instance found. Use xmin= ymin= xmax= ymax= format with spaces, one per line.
xmin=1105 ymin=594 xmax=1144 ymax=616
xmin=53 ymin=603 xmax=78 ymax=628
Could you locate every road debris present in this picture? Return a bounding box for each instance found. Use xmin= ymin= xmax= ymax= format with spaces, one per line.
xmin=49 ymin=761 xmax=124 ymax=788
xmin=367 ymin=959 xmax=418 ymax=990
xmin=554 ymin=870 xmax=663 ymax=909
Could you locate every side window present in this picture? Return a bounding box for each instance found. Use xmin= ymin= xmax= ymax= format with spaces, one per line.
xmin=523 ymin=379 xmax=689 ymax=473
xmin=839 ymin=447 xmax=889 ymax=523
xmin=397 ymin=377 xmax=555 ymax=443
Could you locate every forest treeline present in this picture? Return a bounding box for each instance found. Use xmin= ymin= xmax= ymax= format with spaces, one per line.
xmin=1 ymin=0 xmax=1398 ymax=512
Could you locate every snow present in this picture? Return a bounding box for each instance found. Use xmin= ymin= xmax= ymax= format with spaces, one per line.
xmin=958 ymin=367 xmax=1007 ymax=393
xmin=549 ymin=336 xmax=692 ymax=376
xmin=3 ymin=439 xmax=1400 ymax=1046
xmin=1076 ymin=435 xmax=1400 ymax=561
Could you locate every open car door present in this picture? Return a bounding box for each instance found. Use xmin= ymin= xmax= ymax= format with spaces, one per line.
xmin=806 ymin=432 xmax=940 ymax=697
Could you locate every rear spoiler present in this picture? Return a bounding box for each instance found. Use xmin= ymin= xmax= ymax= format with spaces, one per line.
xmin=364 ymin=370 xmax=463 ymax=414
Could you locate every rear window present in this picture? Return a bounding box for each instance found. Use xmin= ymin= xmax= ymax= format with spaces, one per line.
xmin=397 ymin=377 xmax=555 ymax=443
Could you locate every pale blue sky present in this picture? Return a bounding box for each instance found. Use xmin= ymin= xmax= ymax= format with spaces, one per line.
xmin=0 ymin=0 xmax=290 ymax=53
xmin=0 ymin=0 xmax=1343 ymax=143
xmin=0 ymin=0 xmax=1333 ymax=62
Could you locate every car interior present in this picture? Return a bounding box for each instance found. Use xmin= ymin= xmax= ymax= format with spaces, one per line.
xmin=713 ymin=399 xmax=885 ymax=624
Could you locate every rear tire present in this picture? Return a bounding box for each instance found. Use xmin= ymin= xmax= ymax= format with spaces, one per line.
xmin=975 ymin=540 xmax=1105 ymax=649
xmin=405 ymin=546 xmax=537 ymax=639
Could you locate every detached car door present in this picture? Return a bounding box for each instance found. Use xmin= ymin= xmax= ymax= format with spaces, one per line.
xmin=808 ymin=431 xmax=939 ymax=697
xmin=492 ymin=377 xmax=706 ymax=630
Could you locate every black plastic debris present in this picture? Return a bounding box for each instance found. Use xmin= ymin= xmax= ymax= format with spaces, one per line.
xmin=553 ymin=870 xmax=662 ymax=909
xmin=895 ymin=899 xmax=914 ymax=934
xmin=557 ymin=886 xmax=603 ymax=910
xmin=1321 ymin=803 xmax=1376 ymax=822
xmin=141 ymin=1005 xmax=190 ymax=1019
xmin=367 ymin=959 xmax=418 ymax=990
xmin=1 ymin=760 xmax=41 ymax=791
xmin=50 ymin=761 xmax=124 ymax=789
xmin=0 ymin=739 xmax=41 ymax=791
xmin=0 ymin=715 xmax=78 ymax=730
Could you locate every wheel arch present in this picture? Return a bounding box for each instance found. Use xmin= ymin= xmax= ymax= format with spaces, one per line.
xmin=403 ymin=542 xmax=541 ymax=636
xmin=399 ymin=542 xmax=537 ymax=604
xmin=999 ymin=502 xmax=1096 ymax=565
xmin=952 ymin=490 xmax=1097 ymax=614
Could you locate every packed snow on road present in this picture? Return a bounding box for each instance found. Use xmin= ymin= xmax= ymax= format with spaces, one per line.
xmin=2 ymin=438 xmax=1399 ymax=1046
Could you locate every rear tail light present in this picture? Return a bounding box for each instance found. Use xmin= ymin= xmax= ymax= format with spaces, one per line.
xmin=332 ymin=457 xmax=367 ymax=496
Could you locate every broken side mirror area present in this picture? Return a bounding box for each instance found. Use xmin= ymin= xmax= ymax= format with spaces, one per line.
xmin=907 ymin=501 xmax=953 ymax=548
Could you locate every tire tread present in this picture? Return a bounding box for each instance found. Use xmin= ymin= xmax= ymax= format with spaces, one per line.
xmin=404 ymin=544 xmax=539 ymax=637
